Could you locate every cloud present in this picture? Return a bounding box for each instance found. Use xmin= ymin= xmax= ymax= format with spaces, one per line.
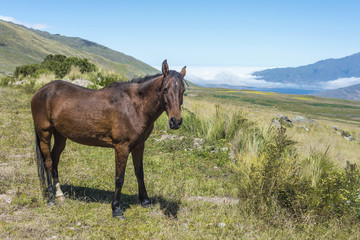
xmin=319 ymin=77 xmax=360 ymax=90
xmin=170 ymin=66 xmax=303 ymax=89
xmin=0 ymin=15 xmax=49 ymax=30
xmin=153 ymin=66 xmax=360 ymax=91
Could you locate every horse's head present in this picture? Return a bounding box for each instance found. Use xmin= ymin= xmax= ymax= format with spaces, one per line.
xmin=161 ymin=60 xmax=186 ymax=130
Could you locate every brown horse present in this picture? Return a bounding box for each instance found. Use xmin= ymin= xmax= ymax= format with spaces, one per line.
xmin=31 ymin=60 xmax=186 ymax=219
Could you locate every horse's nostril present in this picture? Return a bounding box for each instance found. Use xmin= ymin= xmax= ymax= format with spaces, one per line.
xmin=179 ymin=118 xmax=183 ymax=125
xmin=170 ymin=117 xmax=176 ymax=123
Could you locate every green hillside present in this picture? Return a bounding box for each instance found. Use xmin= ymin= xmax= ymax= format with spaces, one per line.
xmin=0 ymin=20 xmax=158 ymax=78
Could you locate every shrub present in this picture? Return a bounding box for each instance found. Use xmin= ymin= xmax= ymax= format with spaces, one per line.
xmin=0 ymin=75 xmax=15 ymax=86
xmin=94 ymin=72 xmax=126 ymax=86
xmin=236 ymin=126 xmax=360 ymax=222
xmin=14 ymin=54 xmax=97 ymax=79
xmin=14 ymin=64 xmax=40 ymax=78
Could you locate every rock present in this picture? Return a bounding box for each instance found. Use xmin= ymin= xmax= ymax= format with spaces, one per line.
xmin=210 ymin=147 xmax=219 ymax=153
xmin=271 ymin=119 xmax=281 ymax=128
xmin=332 ymin=126 xmax=341 ymax=131
xmin=159 ymin=134 xmax=176 ymax=141
xmin=193 ymin=138 xmax=205 ymax=149
xmin=156 ymin=134 xmax=185 ymax=142
xmin=292 ymin=116 xmax=317 ymax=125
xmin=279 ymin=116 xmax=293 ymax=127
xmin=72 ymin=79 xmax=94 ymax=88
xmin=14 ymin=79 xmax=27 ymax=85
xmin=344 ymin=135 xmax=354 ymax=141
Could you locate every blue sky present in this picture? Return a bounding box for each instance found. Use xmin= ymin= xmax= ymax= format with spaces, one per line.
xmin=1 ymin=0 xmax=360 ymax=68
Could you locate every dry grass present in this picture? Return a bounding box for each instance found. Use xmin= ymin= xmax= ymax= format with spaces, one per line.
xmin=1 ymin=86 xmax=360 ymax=239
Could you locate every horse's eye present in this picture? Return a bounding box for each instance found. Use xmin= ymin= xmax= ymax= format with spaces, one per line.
xmin=164 ymin=88 xmax=168 ymax=93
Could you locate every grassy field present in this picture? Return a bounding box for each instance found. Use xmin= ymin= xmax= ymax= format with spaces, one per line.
xmin=194 ymin=87 xmax=360 ymax=123
xmin=1 ymin=85 xmax=360 ymax=239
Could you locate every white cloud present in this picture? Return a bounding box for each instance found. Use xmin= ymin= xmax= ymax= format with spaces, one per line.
xmin=319 ymin=77 xmax=360 ymax=90
xmin=158 ymin=66 xmax=301 ymax=89
xmin=153 ymin=66 xmax=360 ymax=91
xmin=0 ymin=15 xmax=49 ymax=30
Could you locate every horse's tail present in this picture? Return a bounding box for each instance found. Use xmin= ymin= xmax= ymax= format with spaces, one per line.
xmin=35 ymin=128 xmax=46 ymax=195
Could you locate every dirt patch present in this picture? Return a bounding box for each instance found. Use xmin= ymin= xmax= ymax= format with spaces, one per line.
xmin=186 ymin=196 xmax=239 ymax=205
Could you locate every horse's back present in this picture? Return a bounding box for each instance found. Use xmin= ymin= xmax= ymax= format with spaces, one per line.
xmin=31 ymin=80 xmax=99 ymax=128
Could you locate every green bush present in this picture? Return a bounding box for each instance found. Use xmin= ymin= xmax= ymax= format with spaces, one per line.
xmin=93 ymin=72 xmax=126 ymax=86
xmin=236 ymin=126 xmax=360 ymax=222
xmin=14 ymin=54 xmax=97 ymax=79
xmin=14 ymin=64 xmax=40 ymax=78
xmin=0 ymin=75 xmax=15 ymax=86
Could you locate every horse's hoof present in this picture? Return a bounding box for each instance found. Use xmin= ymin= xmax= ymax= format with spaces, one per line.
xmin=112 ymin=211 xmax=125 ymax=220
xmin=112 ymin=205 xmax=125 ymax=219
xmin=56 ymin=195 xmax=66 ymax=202
xmin=141 ymin=198 xmax=152 ymax=208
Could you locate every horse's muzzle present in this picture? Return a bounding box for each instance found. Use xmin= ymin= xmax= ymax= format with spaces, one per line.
xmin=169 ymin=117 xmax=182 ymax=130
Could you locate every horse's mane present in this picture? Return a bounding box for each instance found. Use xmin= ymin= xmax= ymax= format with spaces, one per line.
xmin=104 ymin=70 xmax=186 ymax=89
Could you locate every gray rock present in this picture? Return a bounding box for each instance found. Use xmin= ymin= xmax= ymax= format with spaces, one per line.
xmin=344 ymin=135 xmax=354 ymax=141
xmin=332 ymin=126 xmax=341 ymax=131
xmin=279 ymin=116 xmax=293 ymax=127
xmin=292 ymin=116 xmax=317 ymax=125
xmin=159 ymin=134 xmax=176 ymax=141
xmin=72 ymin=79 xmax=94 ymax=88
xmin=193 ymin=138 xmax=205 ymax=149
xmin=271 ymin=119 xmax=281 ymax=128
xmin=210 ymin=147 xmax=219 ymax=153
xmin=14 ymin=79 xmax=27 ymax=85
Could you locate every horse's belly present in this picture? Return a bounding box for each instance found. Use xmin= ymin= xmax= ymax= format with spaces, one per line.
xmin=54 ymin=120 xmax=114 ymax=148
xmin=69 ymin=136 xmax=113 ymax=148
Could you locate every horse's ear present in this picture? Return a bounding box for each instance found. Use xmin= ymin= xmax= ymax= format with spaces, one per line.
xmin=180 ymin=66 xmax=186 ymax=77
xmin=162 ymin=59 xmax=169 ymax=76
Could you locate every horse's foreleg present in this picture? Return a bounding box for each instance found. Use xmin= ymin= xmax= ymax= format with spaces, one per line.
xmin=132 ymin=143 xmax=151 ymax=207
xmin=112 ymin=145 xmax=129 ymax=219
xmin=39 ymin=131 xmax=56 ymax=206
xmin=51 ymin=131 xmax=67 ymax=202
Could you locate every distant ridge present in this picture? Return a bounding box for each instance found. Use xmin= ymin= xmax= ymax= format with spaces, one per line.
xmin=0 ymin=20 xmax=158 ymax=78
xmin=312 ymin=84 xmax=360 ymax=101
xmin=253 ymin=52 xmax=360 ymax=84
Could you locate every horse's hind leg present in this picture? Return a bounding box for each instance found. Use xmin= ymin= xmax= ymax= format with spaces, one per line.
xmin=51 ymin=130 xmax=67 ymax=201
xmin=38 ymin=129 xmax=56 ymax=206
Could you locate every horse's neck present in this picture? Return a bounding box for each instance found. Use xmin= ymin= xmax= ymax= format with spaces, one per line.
xmin=136 ymin=76 xmax=164 ymax=122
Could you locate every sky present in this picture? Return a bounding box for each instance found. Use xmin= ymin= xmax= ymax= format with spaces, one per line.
xmin=1 ymin=0 xmax=360 ymax=89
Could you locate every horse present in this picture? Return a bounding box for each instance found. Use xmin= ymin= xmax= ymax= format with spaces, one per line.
xmin=31 ymin=60 xmax=186 ymax=219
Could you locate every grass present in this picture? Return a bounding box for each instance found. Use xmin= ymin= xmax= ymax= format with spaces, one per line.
xmin=0 ymin=20 xmax=158 ymax=78
xmin=188 ymin=86 xmax=360 ymax=123
xmin=1 ymin=85 xmax=360 ymax=239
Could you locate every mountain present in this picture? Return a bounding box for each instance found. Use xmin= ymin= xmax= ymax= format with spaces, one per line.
xmin=0 ymin=20 xmax=158 ymax=78
xmin=312 ymin=83 xmax=360 ymax=101
xmin=253 ymin=52 xmax=360 ymax=84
